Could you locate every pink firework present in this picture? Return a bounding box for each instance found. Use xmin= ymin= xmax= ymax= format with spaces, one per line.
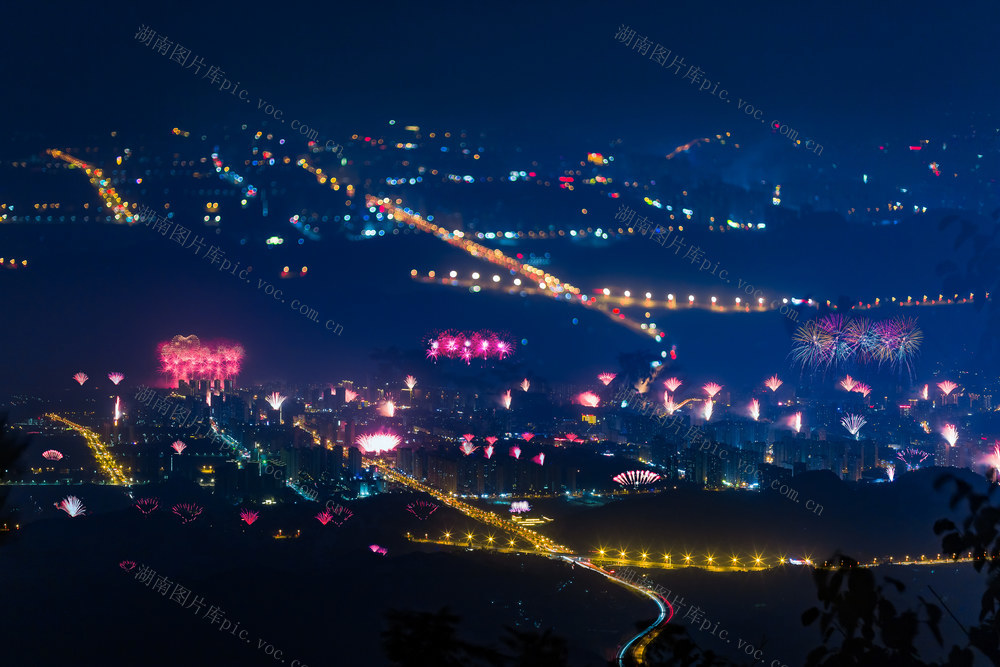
xmin=329 ymin=506 xmax=354 ymax=526
xmin=265 ymin=392 xmax=286 ymax=410
xmin=135 ymin=498 xmax=159 ymax=515
xmin=171 ymin=440 xmax=186 ymax=454
xmin=987 ymin=443 xmax=1000 ymax=470
xmin=42 ymin=449 xmax=63 ymax=461
xmin=565 ymin=433 xmax=580 ymax=443
xmin=703 ymin=383 xmax=722 ymax=398
xmin=119 ymin=560 xmax=136 ymax=573
xmin=510 ymin=446 xmax=522 ymax=459
xmin=598 ymin=373 xmax=617 ymax=386
xmin=427 ymin=330 xmax=516 ymax=362
xmin=663 ymin=396 xmax=679 ymax=415
xmin=533 ymin=452 xmax=545 ymax=465
xmin=853 ymin=383 xmax=871 ymax=398
xmin=404 ymin=375 xmax=417 ymax=391
xmin=315 ymin=510 xmax=334 ymax=525
xmin=790 ymin=412 xmax=802 ymax=433
xmin=938 ymin=381 xmax=958 ymax=396
xmin=941 ymin=424 xmax=959 ymax=447
xmin=886 ymin=465 xmax=895 ymax=482
xmin=369 ymin=544 xmax=388 ymax=555
xmin=520 ymin=378 xmax=530 ymax=392
xmin=380 ymin=400 xmax=396 ymax=417
xmin=172 ymin=503 xmax=203 ymax=524
xmin=897 ymin=447 xmax=930 ymax=470
xmin=484 ymin=444 xmax=495 ymax=459
xmin=406 ymin=500 xmax=439 ymax=520
xmin=108 ymin=372 xmax=125 ymax=385
xmin=578 ymin=392 xmax=601 ymax=408
xmin=765 ymin=375 xmax=782 ymax=392
xmin=344 ymin=389 xmax=358 ymax=403
xmin=612 ymin=470 xmax=662 ymax=487
xmin=502 ymin=390 xmax=512 ymax=410
xmin=485 ymin=436 xmax=498 ymax=446
xmin=356 ymin=431 xmax=401 ymax=454
xmin=749 ymin=399 xmax=760 ymax=421
xmin=521 ymin=432 xmax=535 ymax=442
xmin=663 ymin=377 xmax=682 ymax=393
xmin=240 ymin=509 xmax=259 ymax=525
xmin=157 ymin=335 xmax=244 ymax=385
xmin=114 ymin=396 xmax=121 ymax=422
xmin=462 ymin=433 xmax=475 ymax=443
xmin=510 ymin=501 xmax=531 ymax=513
xmin=55 ymin=496 xmax=86 ymax=517
xmin=73 ymin=372 xmax=88 ymax=386
xmin=921 ymin=384 xmax=929 ymax=400
xmin=840 ymin=375 xmax=857 ymax=392
xmin=460 ymin=441 xmax=478 ymax=456
xmin=426 ymin=345 xmax=440 ymax=361
xmin=702 ymin=400 xmax=713 ymax=421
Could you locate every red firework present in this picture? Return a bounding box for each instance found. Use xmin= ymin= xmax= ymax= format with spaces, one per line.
xmin=315 ymin=510 xmax=333 ymax=525
xmin=663 ymin=377 xmax=682 ymax=393
xmin=240 ymin=509 xmax=259 ymax=525
xmin=485 ymin=436 xmax=498 ymax=446
xmin=484 ymin=445 xmax=495 ymax=459
xmin=157 ymin=335 xmax=244 ymax=386
xmin=533 ymin=453 xmax=545 ymax=465
xmin=356 ymin=431 xmax=401 ymax=454
xmin=938 ymin=381 xmax=958 ymax=396
xmin=462 ymin=433 xmax=475 ymax=442
xmin=510 ymin=446 xmax=522 ymax=459
xmin=72 ymin=372 xmax=88 ymax=386
xmin=764 ymin=375 xmax=782 ymax=392
xmin=42 ymin=449 xmax=63 ymax=461
xmin=460 ymin=442 xmax=477 ymax=456
xmin=406 ymin=500 xmax=439 ymax=520
xmin=424 ymin=330 xmax=516 ymax=363
xmin=329 ymin=506 xmax=354 ymax=526
xmin=612 ymin=470 xmax=661 ymax=487
xmin=135 ymin=498 xmax=159 ymax=515
xmin=119 ymin=560 xmax=137 ymax=573
xmin=578 ymin=392 xmax=600 ymax=408
xmin=703 ymin=382 xmax=723 ymax=398
xmin=171 ymin=503 xmax=203 ymax=524
xmin=171 ymin=440 xmax=186 ymax=454
xmin=598 ymin=373 xmax=617 ymax=386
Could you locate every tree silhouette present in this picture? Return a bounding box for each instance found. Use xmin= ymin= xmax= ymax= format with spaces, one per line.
xmin=382 ymin=607 xmax=500 ymax=667
xmin=499 ymin=626 xmax=569 ymax=667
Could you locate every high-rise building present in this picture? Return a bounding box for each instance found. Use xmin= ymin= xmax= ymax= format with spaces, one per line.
xmin=347 ymin=446 xmax=362 ymax=478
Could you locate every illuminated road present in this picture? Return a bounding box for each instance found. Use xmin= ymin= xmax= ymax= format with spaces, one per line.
xmin=46 ymin=413 xmax=130 ymax=486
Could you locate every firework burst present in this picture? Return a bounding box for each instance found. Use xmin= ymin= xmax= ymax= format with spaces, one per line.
xmin=404 ymin=375 xmax=417 ymax=391
xmin=171 ymin=440 xmax=186 ymax=454
xmin=578 ymin=392 xmax=600 ymax=408
xmin=369 ymin=544 xmax=388 ymax=555
xmin=55 ymin=496 xmax=86 ymax=517
xmin=749 ymin=399 xmax=760 ymax=421
xmin=502 ymin=390 xmax=512 ymax=410
xmin=120 ymin=561 xmax=136 ymax=572
xmin=598 ymin=373 xmax=617 ymax=386
xmin=172 ymin=503 xmax=203 ymax=524
xmin=664 ymin=395 xmax=679 ymax=415
xmin=315 ymin=510 xmax=333 ymax=525
xmin=108 ymin=372 xmax=124 ymax=385
xmin=703 ymin=383 xmax=722 ymax=399
xmin=510 ymin=446 xmax=521 ymax=459
xmin=897 ymin=447 xmax=930 ymax=470
xmin=329 ymin=506 xmax=354 ymax=526
xmin=840 ymin=414 xmax=867 ymax=438
xmin=484 ymin=445 xmax=494 ymax=459
xmin=510 ymin=501 xmax=531 ymax=513
xmin=663 ymin=377 xmax=682 ymax=393
xmin=266 ymin=392 xmax=286 ymax=410
xmin=533 ymin=453 xmax=545 ymax=465
xmin=406 ymin=500 xmax=439 ymax=520
xmin=790 ymin=412 xmax=802 ymax=433
xmin=702 ymin=400 xmax=713 ymax=421
xmin=42 ymin=450 xmax=63 ymax=461
xmin=921 ymin=384 xmax=929 ymax=400
xmin=343 ymin=389 xmax=358 ymax=403
xmin=853 ymin=383 xmax=871 ymax=398
xmin=941 ymin=424 xmax=959 ymax=447
xmin=73 ymin=372 xmax=88 ymax=386
xmin=840 ymin=375 xmax=858 ymax=392
xmin=425 ymin=330 xmax=516 ymax=363
xmin=460 ymin=442 xmax=477 ymax=456
xmin=380 ymin=400 xmax=396 ymax=417
xmin=521 ymin=378 xmax=530 ymax=392
xmin=764 ymin=375 xmax=782 ymax=392
xmin=356 ymin=432 xmax=401 ymax=454
xmin=886 ymin=464 xmax=895 ymax=482
xmin=135 ymin=498 xmax=159 ymax=515
xmin=485 ymin=436 xmax=498 ymax=446
xmin=521 ymin=433 xmax=534 ymax=442
xmin=938 ymin=381 xmax=958 ymax=396
xmin=612 ymin=470 xmax=661 ymax=487
xmin=240 ymin=509 xmax=259 ymax=525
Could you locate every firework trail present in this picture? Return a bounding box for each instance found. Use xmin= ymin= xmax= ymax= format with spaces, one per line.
xmin=533 ymin=453 xmax=545 ymax=465
xmin=896 ymin=447 xmax=930 ymax=470
xmin=266 ymin=392 xmax=286 ymax=410
xmin=55 ymin=496 xmax=86 ymax=517
xmin=108 ymin=372 xmax=124 ymax=385
xmin=938 ymin=381 xmax=958 ymax=396
xmin=460 ymin=441 xmax=477 ymax=456
xmin=171 ymin=440 xmax=186 ymax=454
xmin=521 ymin=378 xmax=530 ymax=392
xmin=702 ymin=400 xmax=713 ymax=422
xmin=664 ymin=395 xmax=679 ymax=415
xmin=240 ymin=509 xmax=259 ymax=525
xmin=790 ymin=412 xmax=802 ymax=433
xmin=119 ymin=561 xmax=136 ymax=573
xmin=502 ymin=390 xmax=512 ymax=410
xmin=135 ymin=498 xmax=159 ymax=515
xmin=510 ymin=446 xmax=521 ymax=459
xmin=941 ymin=424 xmax=959 ymax=447
xmin=73 ymin=372 xmax=88 ymax=386
xmin=329 ymin=506 xmax=354 ymax=526
xmin=510 ymin=501 xmax=531 ymax=513
xmin=521 ymin=433 xmax=534 ymax=442
xmin=356 ymin=432 xmax=401 ymax=454
xmin=598 ymin=373 xmax=617 ymax=386
xmin=42 ymin=450 xmax=63 ymax=461
xmin=315 ymin=510 xmax=333 ymax=525
xmin=114 ymin=396 xmax=121 ymax=422
xmin=841 ymin=414 xmax=867 ymax=438
xmin=404 ymin=375 xmax=417 ymax=391
xmin=462 ymin=433 xmax=475 ymax=443
xmin=664 ymin=377 xmax=682 ymax=393
xmin=749 ymin=399 xmax=760 ymax=421
xmin=343 ymin=389 xmax=358 ymax=403
xmin=369 ymin=544 xmax=388 ymax=555
xmin=840 ymin=375 xmax=857 ymax=392
xmin=484 ymin=445 xmax=494 ymax=459
xmin=612 ymin=470 xmax=661 ymax=487
xmin=172 ymin=503 xmax=203 ymax=524
xmin=921 ymin=384 xmax=929 ymax=400
xmin=407 ymin=500 xmax=439 ymax=520
xmin=765 ymin=375 xmax=782 ymax=392
xmin=380 ymin=400 xmax=396 ymax=417
xmin=578 ymin=392 xmax=600 ymax=408
xmin=886 ymin=465 xmax=895 ymax=482
xmin=853 ymin=383 xmax=871 ymax=398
